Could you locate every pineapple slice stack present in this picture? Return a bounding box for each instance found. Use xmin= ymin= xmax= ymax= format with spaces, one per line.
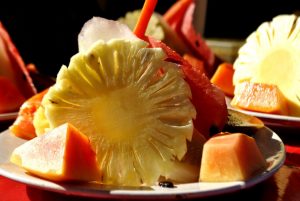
xmin=35 ymin=17 xmax=196 ymax=186
xmin=233 ymin=14 xmax=300 ymax=116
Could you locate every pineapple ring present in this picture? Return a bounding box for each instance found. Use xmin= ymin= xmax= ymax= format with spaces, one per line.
xmin=233 ymin=14 xmax=300 ymax=116
xmin=39 ymin=39 xmax=196 ymax=186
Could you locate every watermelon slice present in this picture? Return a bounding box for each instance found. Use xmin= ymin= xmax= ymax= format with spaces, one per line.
xmin=0 ymin=22 xmax=36 ymax=98
xmin=163 ymin=0 xmax=217 ymax=77
xmin=148 ymin=37 xmax=228 ymax=139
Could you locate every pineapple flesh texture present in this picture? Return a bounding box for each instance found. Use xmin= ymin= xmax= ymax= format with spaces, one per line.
xmin=233 ymin=14 xmax=300 ymax=116
xmin=39 ymin=39 xmax=196 ymax=186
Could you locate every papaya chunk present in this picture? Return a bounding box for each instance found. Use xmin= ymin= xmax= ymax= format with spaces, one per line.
xmin=231 ymin=81 xmax=289 ymax=115
xmin=10 ymin=123 xmax=101 ymax=182
xmin=200 ymin=132 xmax=267 ymax=182
xmin=9 ymin=89 xmax=49 ymax=140
xmin=211 ymin=62 xmax=235 ymax=97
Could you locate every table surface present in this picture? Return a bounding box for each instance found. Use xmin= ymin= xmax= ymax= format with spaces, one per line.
xmin=1 ymin=122 xmax=300 ymax=201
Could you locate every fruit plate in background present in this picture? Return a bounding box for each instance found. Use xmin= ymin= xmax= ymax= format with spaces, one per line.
xmin=0 ymin=112 xmax=18 ymax=121
xmin=226 ymin=97 xmax=300 ymax=129
xmin=0 ymin=123 xmax=285 ymax=199
xmin=0 ymin=112 xmax=18 ymax=132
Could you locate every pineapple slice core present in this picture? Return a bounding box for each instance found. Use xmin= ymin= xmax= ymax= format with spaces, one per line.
xmin=256 ymin=45 xmax=299 ymax=88
xmin=39 ymin=39 xmax=196 ymax=186
xmin=91 ymin=86 xmax=149 ymax=142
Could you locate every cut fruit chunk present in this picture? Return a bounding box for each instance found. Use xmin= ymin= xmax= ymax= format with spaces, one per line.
xmin=10 ymin=123 xmax=101 ymax=182
xmin=37 ymin=38 xmax=196 ymax=186
xmin=233 ymin=14 xmax=300 ymax=116
xmin=231 ymin=81 xmax=289 ymax=115
xmin=9 ymin=89 xmax=48 ymax=140
xmin=211 ymin=62 xmax=235 ymax=97
xmin=199 ymin=132 xmax=267 ymax=182
xmin=183 ymin=53 xmax=206 ymax=76
xmin=0 ymin=76 xmax=25 ymax=113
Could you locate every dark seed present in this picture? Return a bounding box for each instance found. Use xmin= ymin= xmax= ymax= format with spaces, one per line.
xmin=159 ymin=181 xmax=174 ymax=188
xmin=195 ymin=40 xmax=200 ymax=48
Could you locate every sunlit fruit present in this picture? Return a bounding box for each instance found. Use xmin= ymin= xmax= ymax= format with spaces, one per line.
xmin=36 ymin=37 xmax=196 ymax=186
xmin=200 ymin=132 xmax=267 ymax=182
xmin=10 ymin=123 xmax=101 ymax=182
xmin=233 ymin=14 xmax=300 ymax=116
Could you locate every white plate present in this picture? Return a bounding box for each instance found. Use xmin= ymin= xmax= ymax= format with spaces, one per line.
xmin=0 ymin=127 xmax=285 ymax=199
xmin=226 ymin=97 xmax=300 ymax=128
xmin=0 ymin=112 xmax=18 ymax=121
xmin=229 ymin=108 xmax=300 ymax=128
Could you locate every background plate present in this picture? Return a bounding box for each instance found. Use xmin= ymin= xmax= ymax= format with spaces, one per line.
xmin=0 ymin=112 xmax=18 ymax=121
xmin=226 ymin=97 xmax=300 ymax=129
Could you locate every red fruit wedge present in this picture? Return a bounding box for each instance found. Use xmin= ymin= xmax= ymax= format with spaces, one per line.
xmin=163 ymin=0 xmax=193 ymax=29
xmin=0 ymin=22 xmax=36 ymax=98
xmin=9 ymin=89 xmax=48 ymax=140
xmin=10 ymin=123 xmax=101 ymax=182
xmin=0 ymin=76 xmax=25 ymax=113
xmin=163 ymin=0 xmax=216 ymax=77
xmin=178 ymin=1 xmax=216 ymax=76
xmin=183 ymin=53 xmax=207 ymax=76
xmin=148 ymin=37 xmax=228 ymax=138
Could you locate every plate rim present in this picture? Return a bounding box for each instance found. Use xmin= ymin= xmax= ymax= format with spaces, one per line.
xmin=229 ymin=107 xmax=300 ymax=122
xmin=0 ymin=112 xmax=18 ymax=121
xmin=226 ymin=97 xmax=300 ymax=128
xmin=0 ymin=126 xmax=286 ymax=199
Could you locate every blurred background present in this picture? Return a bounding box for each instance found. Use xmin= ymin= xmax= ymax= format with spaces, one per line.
xmin=0 ymin=0 xmax=299 ymax=77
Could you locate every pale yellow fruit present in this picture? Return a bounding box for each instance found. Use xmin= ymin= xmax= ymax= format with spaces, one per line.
xmin=233 ymin=14 xmax=300 ymax=116
xmin=37 ymin=39 xmax=196 ymax=186
xmin=33 ymin=106 xmax=50 ymax=136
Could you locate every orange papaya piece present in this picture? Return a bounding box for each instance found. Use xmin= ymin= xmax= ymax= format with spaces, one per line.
xmin=10 ymin=123 xmax=101 ymax=182
xmin=211 ymin=62 xmax=235 ymax=97
xmin=231 ymin=81 xmax=289 ymax=115
xmin=9 ymin=89 xmax=49 ymax=140
xmin=200 ymin=132 xmax=267 ymax=182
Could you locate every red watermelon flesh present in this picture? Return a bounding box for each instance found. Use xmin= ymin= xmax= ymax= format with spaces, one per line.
xmin=148 ymin=37 xmax=228 ymax=139
xmin=0 ymin=22 xmax=36 ymax=99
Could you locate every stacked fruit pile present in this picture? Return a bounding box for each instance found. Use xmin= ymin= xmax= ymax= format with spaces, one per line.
xmin=8 ymin=0 xmax=267 ymax=187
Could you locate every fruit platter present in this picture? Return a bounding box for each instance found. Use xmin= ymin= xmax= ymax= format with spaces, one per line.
xmin=0 ymin=123 xmax=285 ymax=199
xmin=1 ymin=0 xmax=297 ymax=200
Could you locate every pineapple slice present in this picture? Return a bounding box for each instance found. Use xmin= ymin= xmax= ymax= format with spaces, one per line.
xmin=37 ymin=39 xmax=196 ymax=186
xmin=233 ymin=14 xmax=300 ymax=116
